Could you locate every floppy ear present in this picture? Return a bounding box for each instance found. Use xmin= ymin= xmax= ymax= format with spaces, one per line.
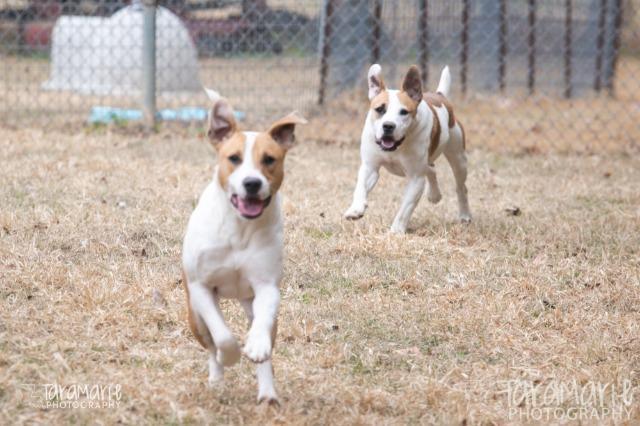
xmin=368 ymin=64 xmax=386 ymax=100
xmin=204 ymin=88 xmax=236 ymax=146
xmin=402 ymin=65 xmax=423 ymax=103
xmin=268 ymin=111 xmax=307 ymax=150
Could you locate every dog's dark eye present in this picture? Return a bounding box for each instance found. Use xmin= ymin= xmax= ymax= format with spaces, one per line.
xmin=262 ymin=155 xmax=276 ymax=166
xmin=374 ymin=104 xmax=386 ymax=114
xmin=228 ymin=154 xmax=242 ymax=165
xmin=399 ymin=109 xmax=409 ymax=116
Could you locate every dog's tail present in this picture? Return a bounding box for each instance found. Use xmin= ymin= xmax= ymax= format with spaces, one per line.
xmin=436 ymin=66 xmax=451 ymax=97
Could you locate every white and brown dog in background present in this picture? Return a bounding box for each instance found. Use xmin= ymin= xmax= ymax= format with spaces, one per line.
xmin=344 ymin=64 xmax=471 ymax=233
xmin=182 ymin=89 xmax=305 ymax=404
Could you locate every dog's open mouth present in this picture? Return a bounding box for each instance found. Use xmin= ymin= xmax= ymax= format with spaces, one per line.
xmin=376 ymin=135 xmax=405 ymax=151
xmin=231 ymin=194 xmax=271 ymax=219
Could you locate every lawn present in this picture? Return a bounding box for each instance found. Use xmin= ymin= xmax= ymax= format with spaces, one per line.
xmin=0 ymin=120 xmax=638 ymax=424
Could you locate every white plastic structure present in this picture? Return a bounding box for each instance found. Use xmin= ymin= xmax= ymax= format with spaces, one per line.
xmin=43 ymin=4 xmax=200 ymax=95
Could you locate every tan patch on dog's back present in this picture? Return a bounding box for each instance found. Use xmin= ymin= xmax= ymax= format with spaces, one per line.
xmin=397 ymin=91 xmax=420 ymax=116
xmin=428 ymin=104 xmax=441 ymax=160
xmin=424 ymin=92 xmax=456 ymax=128
xmin=217 ymin=132 xmax=246 ymax=189
xmin=254 ymin=132 xmax=287 ymax=194
xmin=370 ymin=90 xmax=389 ymax=112
xmin=459 ymin=120 xmax=466 ymax=151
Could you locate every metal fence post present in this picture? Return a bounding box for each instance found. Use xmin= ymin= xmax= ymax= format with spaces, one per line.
xmin=371 ymin=0 xmax=382 ymax=65
xmin=318 ymin=0 xmax=335 ymax=106
xmin=461 ymin=0 xmax=469 ymax=96
xmin=528 ymin=0 xmax=536 ymax=95
xmin=143 ymin=0 xmax=157 ymax=129
xmin=418 ymin=0 xmax=429 ymax=87
xmin=564 ymin=0 xmax=573 ymax=99
xmin=607 ymin=0 xmax=624 ymax=95
xmin=498 ymin=0 xmax=507 ymax=93
xmin=594 ymin=0 xmax=607 ymax=92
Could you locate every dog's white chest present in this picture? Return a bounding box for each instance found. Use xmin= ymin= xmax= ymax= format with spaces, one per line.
xmin=195 ymin=244 xmax=258 ymax=299
xmin=381 ymin=157 xmax=406 ymax=177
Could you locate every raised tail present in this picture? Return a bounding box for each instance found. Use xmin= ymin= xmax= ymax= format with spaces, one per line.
xmin=436 ymin=66 xmax=451 ymax=97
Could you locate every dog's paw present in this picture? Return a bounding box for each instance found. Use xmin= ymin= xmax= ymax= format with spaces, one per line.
xmin=427 ymin=188 xmax=442 ymax=204
xmin=257 ymin=392 xmax=280 ymax=406
xmin=389 ymin=223 xmax=407 ymax=234
xmin=207 ymin=374 xmax=224 ymax=389
xmin=216 ymin=335 xmax=241 ymax=367
xmin=344 ymin=205 xmax=365 ymax=220
xmin=243 ymin=332 xmax=272 ymax=363
xmin=207 ymin=356 xmax=224 ymax=387
xmin=459 ymin=213 xmax=472 ymax=224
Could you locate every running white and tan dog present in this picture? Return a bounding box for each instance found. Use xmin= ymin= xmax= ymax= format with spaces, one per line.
xmin=182 ymin=89 xmax=306 ymax=404
xmin=344 ymin=64 xmax=471 ymax=233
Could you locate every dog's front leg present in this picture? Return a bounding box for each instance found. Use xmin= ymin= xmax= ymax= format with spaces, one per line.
xmin=344 ymin=163 xmax=379 ymax=220
xmin=241 ymin=298 xmax=279 ymax=404
xmin=390 ymin=176 xmax=426 ymax=234
xmin=243 ymin=284 xmax=279 ymax=364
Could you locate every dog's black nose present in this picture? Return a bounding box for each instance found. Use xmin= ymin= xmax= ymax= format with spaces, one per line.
xmin=382 ymin=122 xmax=396 ymax=134
xmin=243 ymin=177 xmax=262 ymax=195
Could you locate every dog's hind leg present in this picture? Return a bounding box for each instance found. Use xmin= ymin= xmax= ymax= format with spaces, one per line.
xmin=184 ymin=272 xmax=225 ymax=386
xmin=187 ymin=306 xmax=224 ymax=387
xmin=425 ymin=163 xmax=442 ymax=204
xmin=241 ymin=298 xmax=279 ymax=405
xmin=443 ymin=123 xmax=471 ymax=223
xmin=189 ymin=284 xmax=241 ymax=368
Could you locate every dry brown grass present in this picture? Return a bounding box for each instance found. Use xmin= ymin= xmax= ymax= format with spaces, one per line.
xmin=1 ymin=117 xmax=639 ymax=424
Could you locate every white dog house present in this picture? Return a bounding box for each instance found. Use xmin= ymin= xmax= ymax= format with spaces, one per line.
xmin=43 ymin=4 xmax=200 ymax=95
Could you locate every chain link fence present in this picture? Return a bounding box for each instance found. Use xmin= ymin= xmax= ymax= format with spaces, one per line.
xmin=0 ymin=0 xmax=638 ymax=149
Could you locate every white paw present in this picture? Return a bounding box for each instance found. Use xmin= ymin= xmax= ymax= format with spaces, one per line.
xmin=459 ymin=213 xmax=472 ymax=224
xmin=216 ymin=336 xmax=241 ymax=367
xmin=243 ymin=331 xmax=272 ymax=363
xmin=207 ymin=357 xmax=224 ymax=387
xmin=390 ymin=223 xmax=407 ymax=234
xmin=257 ymin=390 xmax=280 ymax=406
xmin=207 ymin=374 xmax=224 ymax=389
xmin=427 ymin=188 xmax=442 ymax=204
xmin=344 ymin=205 xmax=365 ymax=220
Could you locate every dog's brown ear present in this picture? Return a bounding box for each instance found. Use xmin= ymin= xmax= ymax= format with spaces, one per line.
xmin=205 ymin=88 xmax=236 ymax=146
xmin=268 ymin=111 xmax=307 ymax=150
xmin=368 ymin=64 xmax=386 ymax=100
xmin=402 ymin=65 xmax=423 ymax=103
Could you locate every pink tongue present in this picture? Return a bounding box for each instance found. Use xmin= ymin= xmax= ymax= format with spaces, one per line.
xmin=381 ymin=139 xmax=395 ymax=148
xmin=237 ymin=197 xmax=265 ymax=217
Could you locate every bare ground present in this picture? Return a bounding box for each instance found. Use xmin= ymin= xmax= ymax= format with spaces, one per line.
xmin=0 ymin=122 xmax=639 ymax=424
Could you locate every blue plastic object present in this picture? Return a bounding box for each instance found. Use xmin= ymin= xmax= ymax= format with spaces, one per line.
xmin=89 ymin=106 xmax=245 ymax=124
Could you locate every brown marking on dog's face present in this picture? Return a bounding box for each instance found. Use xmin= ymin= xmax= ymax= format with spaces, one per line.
xmin=370 ymin=90 xmax=389 ymax=116
xmin=423 ymin=92 xmax=456 ymax=128
xmin=428 ymin=103 xmax=441 ymax=160
xmin=247 ymin=111 xmax=306 ymax=195
xmin=397 ymin=91 xmax=419 ymax=116
xmin=216 ymin=132 xmax=246 ymax=189
xmin=253 ymin=133 xmax=287 ymax=194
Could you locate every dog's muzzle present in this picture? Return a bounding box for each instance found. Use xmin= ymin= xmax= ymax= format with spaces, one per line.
xmin=231 ymin=194 xmax=272 ymax=219
xmin=376 ymin=135 xmax=405 ymax=152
